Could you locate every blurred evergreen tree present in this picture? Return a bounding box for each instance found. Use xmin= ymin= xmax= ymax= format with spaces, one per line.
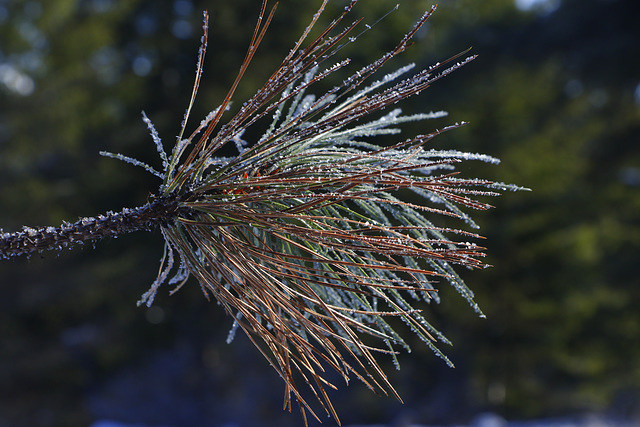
xmin=426 ymin=0 xmax=640 ymax=419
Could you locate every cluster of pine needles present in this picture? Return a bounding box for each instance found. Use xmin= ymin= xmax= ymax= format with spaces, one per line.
xmin=34 ymin=1 xmax=524 ymax=424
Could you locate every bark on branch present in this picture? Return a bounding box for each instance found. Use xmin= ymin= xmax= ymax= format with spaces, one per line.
xmin=0 ymin=196 xmax=180 ymax=259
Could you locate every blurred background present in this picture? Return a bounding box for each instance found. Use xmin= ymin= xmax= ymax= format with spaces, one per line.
xmin=1 ymin=0 xmax=638 ymax=426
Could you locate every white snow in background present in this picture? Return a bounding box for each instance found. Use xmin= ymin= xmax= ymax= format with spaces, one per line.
xmin=514 ymin=0 xmax=561 ymax=14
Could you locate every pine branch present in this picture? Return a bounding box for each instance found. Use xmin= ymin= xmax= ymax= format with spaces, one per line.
xmin=2 ymin=2 xmax=528 ymax=425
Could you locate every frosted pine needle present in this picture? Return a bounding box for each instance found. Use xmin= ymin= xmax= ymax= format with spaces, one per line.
xmin=0 ymin=2 xmax=528 ymax=425
xmin=130 ymin=2 xmax=517 ymax=423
